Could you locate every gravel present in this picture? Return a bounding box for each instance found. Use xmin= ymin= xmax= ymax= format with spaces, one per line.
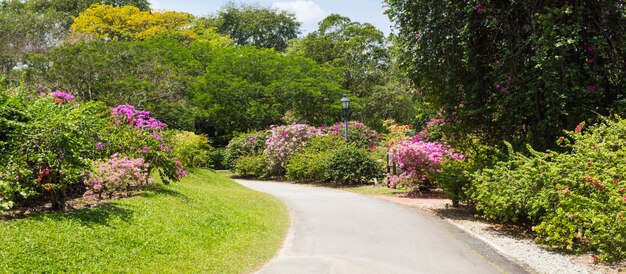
xmin=374 ymin=195 xmax=625 ymax=274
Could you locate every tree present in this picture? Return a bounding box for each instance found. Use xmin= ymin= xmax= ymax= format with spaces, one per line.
xmin=71 ymin=4 xmax=199 ymax=41
xmin=202 ymin=3 xmax=301 ymax=51
xmin=191 ymin=46 xmax=346 ymax=144
xmin=27 ymin=37 xmax=203 ymax=129
xmin=386 ymin=0 xmax=626 ymax=150
xmin=287 ymin=14 xmax=388 ymax=98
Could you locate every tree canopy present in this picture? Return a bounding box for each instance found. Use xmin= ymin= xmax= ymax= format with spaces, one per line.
xmin=202 ymin=3 xmax=301 ymax=52
xmin=386 ymin=0 xmax=626 ymax=149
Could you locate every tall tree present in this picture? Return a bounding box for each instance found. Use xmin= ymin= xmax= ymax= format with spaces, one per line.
xmin=386 ymin=0 xmax=626 ymax=150
xmin=202 ymin=3 xmax=301 ymax=52
xmin=287 ymin=14 xmax=388 ymax=98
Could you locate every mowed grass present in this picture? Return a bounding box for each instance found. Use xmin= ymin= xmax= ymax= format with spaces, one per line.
xmin=341 ymin=185 xmax=407 ymax=196
xmin=0 ymin=169 xmax=289 ymax=273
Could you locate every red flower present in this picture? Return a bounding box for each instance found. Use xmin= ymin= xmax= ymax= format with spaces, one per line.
xmin=593 ymin=255 xmax=599 ymax=263
xmin=618 ymin=213 xmax=623 ymax=219
xmin=43 ymin=168 xmax=50 ymax=176
xmin=476 ymin=3 xmax=484 ymax=13
xmin=36 ymin=177 xmax=43 ymax=183
xmin=575 ymin=122 xmax=585 ymax=133
xmin=587 ymin=161 xmax=593 ymax=167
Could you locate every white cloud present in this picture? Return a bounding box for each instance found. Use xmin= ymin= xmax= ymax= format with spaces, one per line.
xmin=272 ymin=1 xmax=326 ymax=24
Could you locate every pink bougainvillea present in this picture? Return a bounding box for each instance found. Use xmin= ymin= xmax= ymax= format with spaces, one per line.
xmin=385 ymin=140 xmax=464 ymax=189
xmin=264 ymin=124 xmax=322 ymax=173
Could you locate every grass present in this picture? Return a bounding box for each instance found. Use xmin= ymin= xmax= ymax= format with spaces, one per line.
xmin=0 ymin=169 xmax=289 ymax=273
xmin=340 ymin=184 xmax=407 ymax=196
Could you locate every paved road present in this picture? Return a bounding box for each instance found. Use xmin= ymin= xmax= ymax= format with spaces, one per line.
xmin=235 ymin=179 xmax=531 ymax=274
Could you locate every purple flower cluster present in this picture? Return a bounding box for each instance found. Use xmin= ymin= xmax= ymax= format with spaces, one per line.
xmin=264 ymin=124 xmax=322 ymax=172
xmin=111 ymin=105 xmax=166 ymax=130
xmin=84 ymin=153 xmax=153 ymax=196
xmin=326 ymin=121 xmax=380 ymax=148
xmin=385 ymin=140 xmax=464 ymax=189
xmin=51 ymin=90 xmax=75 ymax=103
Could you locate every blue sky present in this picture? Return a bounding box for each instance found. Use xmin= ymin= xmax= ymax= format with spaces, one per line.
xmin=148 ymin=0 xmax=392 ymax=35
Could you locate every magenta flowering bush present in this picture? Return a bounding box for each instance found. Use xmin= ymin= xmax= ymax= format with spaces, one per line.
xmin=385 ymin=140 xmax=463 ymax=189
xmin=85 ymin=153 xmax=154 ymax=198
xmin=111 ymin=104 xmax=166 ymax=130
xmin=326 ymin=121 xmax=380 ymax=148
xmin=264 ymin=124 xmax=323 ymax=174
xmin=97 ymin=104 xmax=186 ymax=184
xmin=51 ymin=90 xmax=75 ymax=104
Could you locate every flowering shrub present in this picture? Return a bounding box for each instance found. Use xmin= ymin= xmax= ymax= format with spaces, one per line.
xmin=0 ymin=88 xmax=108 ymax=210
xmin=111 ymin=104 xmax=166 ymax=130
xmin=97 ymin=104 xmax=185 ymax=183
xmin=84 ymin=154 xmax=153 ymax=198
xmin=473 ymin=117 xmax=626 ymax=262
xmin=326 ymin=121 xmax=380 ymax=148
xmin=51 ymin=90 xmax=75 ymax=104
xmin=264 ymin=124 xmax=322 ymax=175
xmin=385 ymin=140 xmax=463 ymax=189
xmin=285 ymin=135 xmax=345 ymax=182
xmin=224 ymin=131 xmax=269 ymax=168
xmin=382 ymin=118 xmax=413 ymax=147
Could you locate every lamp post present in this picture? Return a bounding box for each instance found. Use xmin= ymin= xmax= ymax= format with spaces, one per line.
xmin=341 ymin=94 xmax=350 ymax=146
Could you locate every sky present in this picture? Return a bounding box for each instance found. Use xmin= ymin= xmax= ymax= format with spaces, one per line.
xmin=148 ymin=0 xmax=393 ymax=35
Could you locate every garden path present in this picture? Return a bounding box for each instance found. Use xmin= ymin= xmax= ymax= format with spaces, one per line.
xmin=235 ymin=179 xmax=531 ymax=274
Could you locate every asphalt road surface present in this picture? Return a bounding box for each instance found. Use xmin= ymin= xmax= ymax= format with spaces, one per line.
xmin=235 ymin=179 xmax=531 ymax=274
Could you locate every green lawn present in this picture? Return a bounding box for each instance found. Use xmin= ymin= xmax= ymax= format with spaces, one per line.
xmin=341 ymin=185 xmax=407 ymax=196
xmin=0 ymin=169 xmax=289 ymax=273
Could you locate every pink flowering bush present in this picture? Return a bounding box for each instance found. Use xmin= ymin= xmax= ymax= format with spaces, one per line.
xmin=326 ymin=121 xmax=380 ymax=148
xmin=84 ymin=154 xmax=153 ymax=198
xmin=385 ymin=140 xmax=463 ymax=189
xmin=264 ymin=124 xmax=322 ymax=175
xmin=224 ymin=130 xmax=269 ymax=168
xmin=97 ymin=104 xmax=186 ymax=183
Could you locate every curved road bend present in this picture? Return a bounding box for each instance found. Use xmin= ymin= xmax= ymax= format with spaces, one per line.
xmin=235 ymin=179 xmax=531 ymax=274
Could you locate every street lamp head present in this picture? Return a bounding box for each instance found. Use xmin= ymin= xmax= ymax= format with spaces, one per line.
xmin=341 ymin=94 xmax=350 ymax=110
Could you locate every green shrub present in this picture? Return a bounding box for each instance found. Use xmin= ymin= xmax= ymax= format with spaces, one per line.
xmin=208 ymin=147 xmax=227 ymax=170
xmin=431 ymin=145 xmax=501 ymax=206
xmin=233 ymin=155 xmax=269 ymax=179
xmin=472 ymin=117 xmax=626 ymax=262
xmin=170 ymin=131 xmax=212 ymax=168
xmin=0 ymin=89 xmax=108 ymax=210
xmin=285 ymin=135 xmax=344 ymax=182
xmin=223 ymin=131 xmax=268 ymax=169
xmin=323 ymin=146 xmax=382 ymax=185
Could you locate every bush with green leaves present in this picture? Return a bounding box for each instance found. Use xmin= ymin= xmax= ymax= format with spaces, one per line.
xmin=472 ymin=118 xmax=626 ymax=262
xmin=322 ymin=146 xmax=382 ymax=185
xmin=233 ymin=155 xmax=269 ymax=179
xmin=326 ymin=121 xmax=380 ymax=148
xmin=0 ymin=88 xmax=107 ymax=210
xmin=223 ymin=131 xmax=268 ymax=169
xmin=285 ymin=135 xmax=344 ymax=183
xmin=170 ymin=131 xmax=212 ymax=168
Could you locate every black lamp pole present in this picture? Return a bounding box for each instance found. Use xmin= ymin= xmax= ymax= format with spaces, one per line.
xmin=341 ymin=94 xmax=350 ymax=146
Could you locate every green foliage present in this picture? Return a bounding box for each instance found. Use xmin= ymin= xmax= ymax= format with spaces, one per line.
xmin=0 ymin=88 xmax=108 ymax=210
xmin=223 ymin=131 xmax=268 ymax=169
xmin=202 ymin=3 xmax=301 ymax=51
xmin=0 ymin=170 xmax=289 ymax=273
xmin=285 ymin=135 xmax=344 ymax=182
xmin=431 ymin=145 xmax=500 ymax=207
xmin=386 ymin=0 xmax=626 ymax=150
xmin=170 ymin=131 xmax=212 ymax=168
xmin=323 ymin=146 xmax=382 ymax=185
xmin=28 ymin=37 xmax=200 ymax=130
xmin=287 ymin=14 xmax=388 ymax=98
xmin=193 ymin=46 xmax=346 ymax=141
xmin=233 ymin=155 xmax=269 ymax=179
xmin=472 ymin=117 xmax=626 ymax=262
xmin=207 ymin=147 xmax=227 ymax=170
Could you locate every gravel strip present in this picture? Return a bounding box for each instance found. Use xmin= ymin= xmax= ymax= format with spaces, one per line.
xmin=374 ymin=195 xmax=625 ymax=274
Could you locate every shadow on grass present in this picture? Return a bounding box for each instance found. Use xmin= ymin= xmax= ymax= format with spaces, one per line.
xmin=25 ymin=203 xmax=137 ymax=228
